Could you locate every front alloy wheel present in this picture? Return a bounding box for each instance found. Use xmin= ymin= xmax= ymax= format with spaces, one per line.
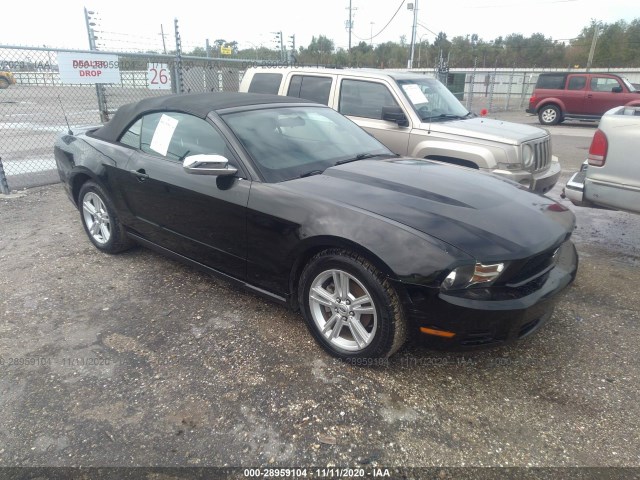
xmin=299 ymin=249 xmax=407 ymax=360
xmin=309 ymin=269 xmax=378 ymax=352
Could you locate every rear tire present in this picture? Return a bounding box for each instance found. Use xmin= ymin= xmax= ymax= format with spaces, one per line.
xmin=538 ymin=105 xmax=561 ymax=125
xmin=0 ymin=77 xmax=9 ymax=89
xmin=298 ymin=249 xmax=407 ymax=361
xmin=78 ymin=181 xmax=133 ymax=254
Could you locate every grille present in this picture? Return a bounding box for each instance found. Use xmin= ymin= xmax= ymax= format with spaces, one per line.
xmin=527 ymin=137 xmax=552 ymax=172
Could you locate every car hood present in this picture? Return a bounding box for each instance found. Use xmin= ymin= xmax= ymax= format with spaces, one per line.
xmin=284 ymin=159 xmax=574 ymax=261
xmin=422 ymin=117 xmax=547 ymax=145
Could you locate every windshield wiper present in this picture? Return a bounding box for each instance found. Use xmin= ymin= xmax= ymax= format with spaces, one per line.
xmin=299 ymin=169 xmax=324 ymax=178
xmin=334 ymin=153 xmax=396 ymax=166
xmin=422 ymin=112 xmax=471 ymax=121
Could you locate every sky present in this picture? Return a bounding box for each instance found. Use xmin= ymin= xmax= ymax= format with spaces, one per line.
xmin=2 ymin=0 xmax=638 ymax=53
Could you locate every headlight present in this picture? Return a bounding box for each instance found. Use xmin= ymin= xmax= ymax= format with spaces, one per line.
xmin=522 ymin=144 xmax=534 ymax=168
xmin=441 ymin=262 xmax=505 ymax=291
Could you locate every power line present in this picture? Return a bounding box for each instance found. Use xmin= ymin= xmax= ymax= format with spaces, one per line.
xmin=354 ymin=0 xmax=406 ymax=41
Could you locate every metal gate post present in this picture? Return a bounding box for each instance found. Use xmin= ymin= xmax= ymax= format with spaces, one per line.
xmin=174 ymin=18 xmax=184 ymax=94
xmin=0 ymin=157 xmax=10 ymax=194
xmin=505 ymin=64 xmax=515 ymax=111
xmin=467 ymin=56 xmax=477 ymax=111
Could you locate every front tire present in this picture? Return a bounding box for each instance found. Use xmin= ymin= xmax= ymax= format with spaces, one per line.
xmin=538 ymin=104 xmax=561 ymax=125
xmin=78 ymin=181 xmax=133 ymax=254
xmin=298 ymin=249 xmax=407 ymax=360
xmin=0 ymin=77 xmax=9 ymax=89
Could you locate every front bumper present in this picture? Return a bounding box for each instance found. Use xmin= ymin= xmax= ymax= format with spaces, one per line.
xmin=491 ymin=156 xmax=561 ymax=194
xmin=396 ymin=240 xmax=578 ymax=349
xmin=532 ymin=157 xmax=561 ymax=193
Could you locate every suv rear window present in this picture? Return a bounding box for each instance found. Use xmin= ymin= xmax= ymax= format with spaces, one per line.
xmin=287 ymin=75 xmax=332 ymax=105
xmin=536 ymin=74 xmax=567 ymax=90
xmin=247 ymin=73 xmax=283 ymax=94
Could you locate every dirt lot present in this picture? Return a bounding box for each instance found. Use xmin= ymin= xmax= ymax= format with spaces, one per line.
xmin=1 ymin=183 xmax=640 ymax=473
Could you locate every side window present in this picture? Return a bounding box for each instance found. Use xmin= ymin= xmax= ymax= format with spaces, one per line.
xmin=567 ymin=76 xmax=587 ymax=90
xmin=339 ymin=79 xmax=400 ymax=120
xmin=247 ymin=73 xmax=283 ymax=94
xmin=286 ymin=75 xmax=332 ymax=105
xmin=139 ymin=112 xmax=230 ymax=162
xmin=590 ymin=77 xmax=621 ymax=92
xmin=536 ymin=74 xmax=566 ymax=89
xmin=119 ymin=118 xmax=142 ymax=148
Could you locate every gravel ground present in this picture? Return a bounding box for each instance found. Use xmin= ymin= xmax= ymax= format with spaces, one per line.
xmin=1 ymin=180 xmax=639 ymax=472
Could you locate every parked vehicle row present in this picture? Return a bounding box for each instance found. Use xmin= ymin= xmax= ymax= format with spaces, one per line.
xmin=240 ymin=67 xmax=561 ymax=193
xmin=54 ymin=92 xmax=578 ymax=360
xmin=527 ymin=72 xmax=640 ymax=125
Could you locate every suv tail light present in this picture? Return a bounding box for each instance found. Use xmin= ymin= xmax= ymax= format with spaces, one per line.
xmin=588 ymin=129 xmax=608 ymax=167
xmin=529 ymin=95 xmax=536 ymax=105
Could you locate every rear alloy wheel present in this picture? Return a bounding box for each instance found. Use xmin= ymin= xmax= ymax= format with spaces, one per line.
xmin=538 ymin=105 xmax=561 ymax=125
xmin=78 ymin=181 xmax=133 ymax=254
xmin=299 ymin=249 xmax=407 ymax=360
xmin=0 ymin=77 xmax=9 ymax=89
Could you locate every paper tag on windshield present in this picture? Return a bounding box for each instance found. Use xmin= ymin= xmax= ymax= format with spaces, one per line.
xmin=150 ymin=114 xmax=179 ymax=156
xmin=402 ymin=84 xmax=428 ymax=104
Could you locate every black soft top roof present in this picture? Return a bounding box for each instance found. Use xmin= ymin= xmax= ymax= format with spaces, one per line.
xmin=92 ymin=92 xmax=307 ymax=142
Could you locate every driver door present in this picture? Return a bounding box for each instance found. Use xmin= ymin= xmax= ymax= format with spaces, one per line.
xmin=114 ymin=111 xmax=250 ymax=280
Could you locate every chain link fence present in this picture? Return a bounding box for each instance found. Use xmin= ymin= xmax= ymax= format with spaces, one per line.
xmin=426 ymin=69 xmax=541 ymax=113
xmin=0 ymin=45 xmax=243 ymax=192
xmin=429 ymin=67 xmax=640 ymax=113
xmin=2 ymin=45 xmax=640 ymax=193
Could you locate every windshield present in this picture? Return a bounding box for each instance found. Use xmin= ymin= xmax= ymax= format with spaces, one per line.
xmin=395 ymin=77 xmax=470 ymax=121
xmin=621 ymin=77 xmax=637 ymax=93
xmin=221 ymin=106 xmax=392 ymax=183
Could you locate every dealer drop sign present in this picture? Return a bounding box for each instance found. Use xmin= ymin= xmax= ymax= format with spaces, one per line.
xmin=57 ymin=52 xmax=121 ymax=84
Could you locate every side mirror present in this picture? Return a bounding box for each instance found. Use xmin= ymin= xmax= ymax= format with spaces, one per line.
xmin=612 ymin=86 xmax=623 ymax=93
xmin=382 ymin=106 xmax=409 ymax=127
xmin=183 ymin=154 xmax=238 ymax=176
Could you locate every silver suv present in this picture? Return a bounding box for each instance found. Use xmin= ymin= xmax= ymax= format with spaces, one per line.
xmin=239 ymin=67 xmax=561 ymax=193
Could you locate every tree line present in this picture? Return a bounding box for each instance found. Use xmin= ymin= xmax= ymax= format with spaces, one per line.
xmin=199 ymin=18 xmax=640 ymax=69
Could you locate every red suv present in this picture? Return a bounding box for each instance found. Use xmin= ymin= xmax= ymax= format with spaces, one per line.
xmin=527 ymin=72 xmax=640 ymax=125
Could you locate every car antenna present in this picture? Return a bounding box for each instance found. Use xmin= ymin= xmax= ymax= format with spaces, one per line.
xmin=57 ymin=95 xmax=73 ymax=135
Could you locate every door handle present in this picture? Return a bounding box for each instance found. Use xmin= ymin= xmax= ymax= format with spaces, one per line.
xmin=587 ymin=94 xmax=593 ymax=98
xmin=130 ymin=169 xmax=149 ymax=181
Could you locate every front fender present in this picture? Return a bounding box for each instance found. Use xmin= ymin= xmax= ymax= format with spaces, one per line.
xmin=410 ymin=139 xmax=503 ymax=170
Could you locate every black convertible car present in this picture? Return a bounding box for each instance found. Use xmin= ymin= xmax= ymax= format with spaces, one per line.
xmin=55 ymin=92 xmax=578 ymax=359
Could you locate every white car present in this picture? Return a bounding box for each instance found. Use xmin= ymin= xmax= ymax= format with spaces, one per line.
xmin=563 ymin=105 xmax=640 ymax=214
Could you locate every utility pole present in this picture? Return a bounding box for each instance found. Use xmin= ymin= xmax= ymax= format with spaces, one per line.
xmin=408 ymin=0 xmax=418 ymax=69
xmin=346 ymin=1 xmax=357 ymax=51
xmin=206 ymin=38 xmax=211 ymax=58
xmin=586 ymin=23 xmax=600 ymax=71
xmin=288 ymin=34 xmax=296 ymax=63
xmin=274 ymin=31 xmax=284 ymax=61
xmin=370 ymin=22 xmax=375 ymax=47
xmin=159 ymin=24 xmax=168 ymax=54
